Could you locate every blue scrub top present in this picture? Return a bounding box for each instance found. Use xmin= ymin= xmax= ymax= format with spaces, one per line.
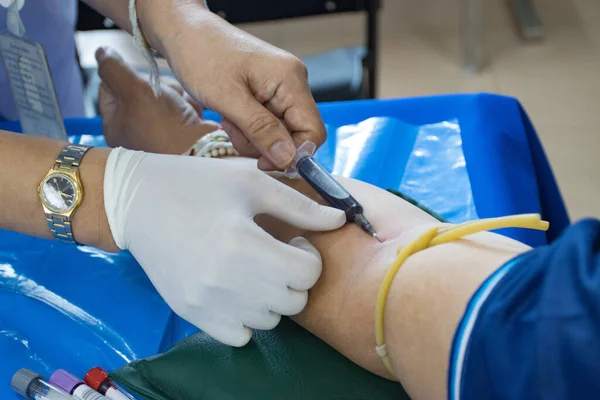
xmin=0 ymin=0 xmax=84 ymax=120
xmin=449 ymin=218 xmax=600 ymax=400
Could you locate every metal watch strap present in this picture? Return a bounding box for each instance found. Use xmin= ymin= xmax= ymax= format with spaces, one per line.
xmin=55 ymin=144 xmax=91 ymax=171
xmin=46 ymin=214 xmax=77 ymax=244
xmin=46 ymin=144 xmax=91 ymax=245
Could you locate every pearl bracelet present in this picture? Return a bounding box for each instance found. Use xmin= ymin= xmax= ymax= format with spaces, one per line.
xmin=184 ymin=128 xmax=239 ymax=158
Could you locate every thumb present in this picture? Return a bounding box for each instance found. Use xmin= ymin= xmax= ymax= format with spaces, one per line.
xmin=260 ymin=181 xmax=346 ymax=231
xmin=206 ymin=323 xmax=253 ymax=348
xmin=222 ymin=92 xmax=297 ymax=169
xmin=96 ymin=46 xmax=143 ymax=99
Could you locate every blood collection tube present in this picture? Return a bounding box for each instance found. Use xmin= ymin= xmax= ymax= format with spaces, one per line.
xmin=84 ymin=367 xmax=134 ymax=400
xmin=49 ymin=369 xmax=108 ymax=400
xmin=11 ymin=369 xmax=73 ymax=400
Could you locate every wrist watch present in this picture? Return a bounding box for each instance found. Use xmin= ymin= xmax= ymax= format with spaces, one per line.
xmin=38 ymin=144 xmax=92 ymax=245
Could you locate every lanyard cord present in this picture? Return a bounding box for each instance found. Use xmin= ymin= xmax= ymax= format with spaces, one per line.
xmin=1 ymin=0 xmax=26 ymax=37
xmin=128 ymin=0 xmax=161 ymax=97
xmin=128 ymin=0 xmax=210 ymax=98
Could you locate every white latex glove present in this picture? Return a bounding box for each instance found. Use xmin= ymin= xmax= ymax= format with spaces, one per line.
xmin=104 ymin=147 xmax=345 ymax=346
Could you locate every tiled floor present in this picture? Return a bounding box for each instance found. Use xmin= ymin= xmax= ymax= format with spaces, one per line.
xmin=76 ymin=0 xmax=599 ymax=220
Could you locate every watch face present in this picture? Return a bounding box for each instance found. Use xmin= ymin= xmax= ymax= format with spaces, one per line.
xmin=40 ymin=174 xmax=78 ymax=213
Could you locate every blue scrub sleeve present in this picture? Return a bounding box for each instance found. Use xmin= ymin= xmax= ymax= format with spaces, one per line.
xmin=449 ymin=219 xmax=600 ymax=400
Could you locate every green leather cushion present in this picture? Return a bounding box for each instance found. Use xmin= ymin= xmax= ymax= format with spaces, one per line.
xmin=110 ymin=318 xmax=410 ymax=400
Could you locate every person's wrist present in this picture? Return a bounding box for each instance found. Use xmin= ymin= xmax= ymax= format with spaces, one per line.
xmin=72 ymin=148 xmax=120 ymax=253
xmin=136 ymin=0 xmax=211 ymax=56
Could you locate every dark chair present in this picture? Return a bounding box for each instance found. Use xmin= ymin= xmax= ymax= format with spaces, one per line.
xmin=76 ymin=0 xmax=381 ymax=103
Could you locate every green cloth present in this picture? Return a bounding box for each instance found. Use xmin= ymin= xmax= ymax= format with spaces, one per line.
xmin=109 ymin=190 xmax=439 ymax=400
xmin=110 ymin=318 xmax=410 ymax=400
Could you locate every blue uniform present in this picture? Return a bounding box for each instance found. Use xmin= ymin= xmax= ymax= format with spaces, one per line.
xmin=0 ymin=0 xmax=84 ymax=120
xmin=450 ymin=219 xmax=600 ymax=399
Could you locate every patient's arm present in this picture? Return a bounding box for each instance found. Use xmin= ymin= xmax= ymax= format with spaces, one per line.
xmin=98 ymin=61 xmax=531 ymax=400
xmin=243 ymin=158 xmax=531 ymax=400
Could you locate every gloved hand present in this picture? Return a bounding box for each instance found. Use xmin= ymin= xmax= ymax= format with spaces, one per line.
xmin=104 ymin=147 xmax=346 ymax=346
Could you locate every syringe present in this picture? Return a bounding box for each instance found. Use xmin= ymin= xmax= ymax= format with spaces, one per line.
xmin=285 ymin=142 xmax=382 ymax=242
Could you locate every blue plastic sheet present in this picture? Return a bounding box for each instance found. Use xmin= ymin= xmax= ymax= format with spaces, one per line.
xmin=317 ymin=117 xmax=478 ymax=223
xmin=317 ymin=95 xmax=569 ymax=245
xmin=0 ymin=94 xmax=569 ymax=398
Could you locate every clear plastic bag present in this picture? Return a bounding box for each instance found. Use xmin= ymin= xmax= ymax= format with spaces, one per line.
xmin=398 ymin=119 xmax=479 ymax=223
xmin=315 ymin=117 xmax=478 ymax=223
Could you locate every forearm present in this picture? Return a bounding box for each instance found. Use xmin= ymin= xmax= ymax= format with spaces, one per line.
xmin=0 ymin=131 xmax=117 ymax=252
xmin=80 ymin=0 xmax=210 ymax=55
xmin=255 ymin=167 xmax=533 ymax=399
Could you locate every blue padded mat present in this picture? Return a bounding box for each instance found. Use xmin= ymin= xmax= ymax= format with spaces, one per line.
xmin=0 ymin=94 xmax=569 ymax=398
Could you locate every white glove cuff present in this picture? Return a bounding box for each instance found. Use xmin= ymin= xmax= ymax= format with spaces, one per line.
xmin=104 ymin=147 xmax=146 ymax=250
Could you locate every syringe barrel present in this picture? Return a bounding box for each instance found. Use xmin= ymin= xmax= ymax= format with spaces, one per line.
xmin=296 ymin=156 xmax=363 ymax=222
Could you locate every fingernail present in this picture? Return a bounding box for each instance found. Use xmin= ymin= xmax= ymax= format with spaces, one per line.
xmin=95 ymin=46 xmax=109 ymax=61
xmin=269 ymin=140 xmax=296 ymax=167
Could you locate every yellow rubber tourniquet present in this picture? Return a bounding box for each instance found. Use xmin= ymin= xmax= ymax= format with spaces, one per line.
xmin=374 ymin=213 xmax=550 ymax=376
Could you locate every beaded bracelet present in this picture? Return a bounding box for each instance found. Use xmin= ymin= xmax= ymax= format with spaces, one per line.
xmin=183 ymin=128 xmax=239 ymax=158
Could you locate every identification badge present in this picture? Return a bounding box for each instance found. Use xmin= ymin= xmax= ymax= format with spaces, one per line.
xmin=0 ymin=33 xmax=67 ymax=140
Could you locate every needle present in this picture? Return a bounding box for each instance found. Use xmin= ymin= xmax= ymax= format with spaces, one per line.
xmin=354 ymin=214 xmax=383 ymax=243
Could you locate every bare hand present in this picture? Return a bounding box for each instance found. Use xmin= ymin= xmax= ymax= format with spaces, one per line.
xmin=138 ymin=1 xmax=326 ymax=170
